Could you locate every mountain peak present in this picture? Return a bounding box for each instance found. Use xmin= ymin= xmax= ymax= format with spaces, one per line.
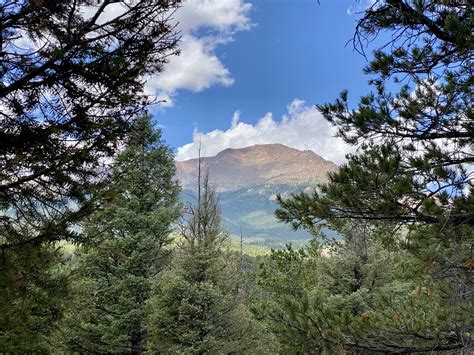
xmin=176 ymin=144 xmax=338 ymax=192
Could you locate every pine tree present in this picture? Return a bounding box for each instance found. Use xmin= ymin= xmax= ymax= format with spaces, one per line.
xmin=255 ymin=223 xmax=471 ymax=353
xmin=275 ymin=1 xmax=473 ymax=352
xmin=148 ymin=167 xmax=255 ymax=353
xmin=1 ymin=0 xmax=180 ymax=249
xmin=277 ymin=0 xmax=472 ymax=240
xmin=59 ymin=116 xmax=181 ymax=353
xmin=1 ymin=1 xmax=180 ymax=347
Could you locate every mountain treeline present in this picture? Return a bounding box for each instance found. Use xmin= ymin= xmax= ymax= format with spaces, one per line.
xmin=1 ymin=1 xmax=472 ymax=353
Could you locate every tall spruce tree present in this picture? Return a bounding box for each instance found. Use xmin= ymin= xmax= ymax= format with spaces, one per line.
xmin=275 ymin=0 xmax=473 ymax=352
xmin=0 ymin=1 xmax=180 ymax=347
xmin=148 ymin=168 xmax=256 ymax=353
xmin=59 ymin=116 xmax=180 ymax=353
xmin=1 ymin=0 xmax=180 ymax=248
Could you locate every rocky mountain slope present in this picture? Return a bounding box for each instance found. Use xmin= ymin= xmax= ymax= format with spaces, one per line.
xmin=176 ymin=144 xmax=338 ymax=192
xmin=176 ymin=144 xmax=339 ymax=247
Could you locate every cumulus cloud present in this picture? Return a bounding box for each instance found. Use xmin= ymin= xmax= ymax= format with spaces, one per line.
xmin=77 ymin=0 xmax=252 ymax=107
xmin=174 ymin=0 xmax=252 ymax=33
xmin=146 ymin=0 xmax=253 ymax=107
xmin=146 ymin=34 xmax=234 ymax=96
xmin=176 ymin=99 xmax=355 ymax=165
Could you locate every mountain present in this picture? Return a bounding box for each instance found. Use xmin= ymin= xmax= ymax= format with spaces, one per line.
xmin=176 ymin=144 xmax=339 ymax=248
xmin=176 ymin=144 xmax=338 ymax=192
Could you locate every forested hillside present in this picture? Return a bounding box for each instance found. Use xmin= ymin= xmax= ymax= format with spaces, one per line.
xmin=1 ymin=1 xmax=472 ymax=353
xmin=177 ymin=144 xmax=339 ymax=247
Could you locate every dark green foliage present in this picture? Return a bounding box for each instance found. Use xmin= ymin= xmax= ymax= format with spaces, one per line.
xmin=148 ymin=250 xmax=254 ymax=353
xmin=58 ymin=116 xmax=181 ymax=353
xmin=0 ymin=243 xmax=68 ymax=352
xmin=255 ymin=224 xmax=473 ymax=353
xmin=277 ymin=0 xmax=472 ymax=228
xmin=275 ymin=0 xmax=473 ymax=352
xmin=0 ymin=0 xmax=180 ymax=249
xmin=2 ymin=1 xmax=472 ymax=352
xmin=148 ymin=172 xmax=259 ymax=353
xmin=0 ymin=2 xmax=180 ymax=349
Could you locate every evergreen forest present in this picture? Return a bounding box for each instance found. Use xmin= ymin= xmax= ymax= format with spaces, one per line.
xmin=0 ymin=0 xmax=472 ymax=353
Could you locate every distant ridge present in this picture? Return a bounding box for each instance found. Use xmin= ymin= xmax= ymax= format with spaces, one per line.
xmin=175 ymin=144 xmax=339 ymax=247
xmin=176 ymin=143 xmax=338 ymax=192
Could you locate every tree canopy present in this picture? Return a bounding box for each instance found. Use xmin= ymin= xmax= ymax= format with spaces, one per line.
xmin=1 ymin=0 xmax=472 ymax=353
xmin=0 ymin=2 xmax=181 ymax=349
xmin=148 ymin=169 xmax=258 ymax=353
xmin=59 ymin=116 xmax=181 ymax=353
xmin=0 ymin=0 xmax=180 ymax=249
xmin=275 ymin=1 xmax=473 ymax=352
xmin=277 ymin=0 xmax=472 ymax=228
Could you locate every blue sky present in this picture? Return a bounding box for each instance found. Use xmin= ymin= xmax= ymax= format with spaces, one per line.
xmin=149 ymin=0 xmax=374 ymax=163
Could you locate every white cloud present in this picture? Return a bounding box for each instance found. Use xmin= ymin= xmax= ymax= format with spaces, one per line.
xmin=8 ymin=1 xmax=251 ymax=108
xmin=146 ymin=0 xmax=253 ymax=107
xmin=80 ymin=2 xmax=127 ymax=25
xmin=146 ymin=34 xmax=234 ymax=95
xmin=45 ymin=0 xmax=251 ymax=108
xmin=175 ymin=0 xmax=252 ymax=33
xmin=231 ymin=110 xmax=241 ymax=128
xmin=176 ymin=99 xmax=354 ymax=165
xmin=81 ymin=1 xmax=253 ymax=107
